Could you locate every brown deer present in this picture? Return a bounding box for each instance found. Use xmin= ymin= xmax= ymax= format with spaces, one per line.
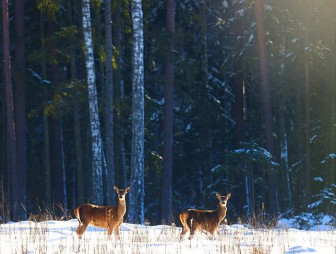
xmin=179 ymin=192 xmax=231 ymax=240
xmin=74 ymin=186 xmax=130 ymax=239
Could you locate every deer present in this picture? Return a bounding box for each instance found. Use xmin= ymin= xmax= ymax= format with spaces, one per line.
xmin=74 ymin=186 xmax=130 ymax=240
xmin=179 ymin=192 xmax=231 ymax=240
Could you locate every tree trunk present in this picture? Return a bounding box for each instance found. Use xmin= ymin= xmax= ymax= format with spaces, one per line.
xmin=323 ymin=0 xmax=336 ymax=186
xmin=199 ymin=0 xmax=212 ymax=197
xmin=47 ymin=13 xmax=67 ymax=210
xmin=161 ymin=0 xmax=175 ymax=225
xmin=114 ymin=0 xmax=127 ymax=187
xmin=14 ymin=0 xmax=27 ymax=220
xmin=2 ymin=0 xmax=21 ymax=221
xmin=104 ymin=0 xmax=115 ymax=204
xmin=66 ymin=0 xmax=85 ymax=205
xmin=254 ymin=0 xmax=277 ymax=213
xmin=81 ymin=0 xmax=105 ymax=204
xmin=128 ymin=0 xmax=145 ymax=224
xmin=303 ymin=28 xmax=311 ymax=206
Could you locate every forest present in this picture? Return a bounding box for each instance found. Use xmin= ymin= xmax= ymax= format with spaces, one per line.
xmin=1 ymin=0 xmax=336 ymax=226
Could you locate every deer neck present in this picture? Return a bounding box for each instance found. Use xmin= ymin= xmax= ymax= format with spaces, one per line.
xmin=216 ymin=204 xmax=227 ymax=222
xmin=117 ymin=199 xmax=127 ymax=218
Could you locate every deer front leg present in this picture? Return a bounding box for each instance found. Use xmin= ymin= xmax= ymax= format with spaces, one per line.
xmin=114 ymin=226 xmax=121 ymax=241
xmin=107 ymin=226 xmax=113 ymax=240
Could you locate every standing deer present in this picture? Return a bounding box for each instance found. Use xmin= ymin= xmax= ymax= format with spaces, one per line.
xmin=74 ymin=186 xmax=130 ymax=239
xmin=179 ymin=192 xmax=231 ymax=240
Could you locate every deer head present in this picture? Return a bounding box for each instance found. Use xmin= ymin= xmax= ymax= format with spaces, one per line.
xmin=114 ymin=186 xmax=130 ymax=200
xmin=216 ymin=192 xmax=231 ymax=207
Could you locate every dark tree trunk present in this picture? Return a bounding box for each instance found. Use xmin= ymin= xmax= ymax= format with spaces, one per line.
xmin=199 ymin=0 xmax=212 ymax=196
xmin=161 ymin=0 xmax=175 ymax=225
xmin=254 ymin=0 xmax=277 ymax=213
xmin=113 ymin=0 xmax=127 ymax=188
xmin=104 ymin=0 xmax=115 ymax=204
xmin=2 ymin=0 xmax=21 ymax=221
xmin=48 ymin=16 xmax=67 ymax=210
xmin=66 ymin=0 xmax=85 ymax=205
xmin=14 ymin=0 xmax=27 ymax=220
xmin=233 ymin=0 xmax=245 ymax=148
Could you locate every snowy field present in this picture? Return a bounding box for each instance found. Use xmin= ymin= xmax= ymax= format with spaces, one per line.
xmin=0 ymin=219 xmax=335 ymax=254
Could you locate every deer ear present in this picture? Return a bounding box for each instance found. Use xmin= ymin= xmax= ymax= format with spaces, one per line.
xmin=216 ymin=192 xmax=221 ymax=199
xmin=226 ymin=193 xmax=231 ymax=200
xmin=114 ymin=186 xmax=119 ymax=192
xmin=125 ymin=186 xmax=131 ymax=193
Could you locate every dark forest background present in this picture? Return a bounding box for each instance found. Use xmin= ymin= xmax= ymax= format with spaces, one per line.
xmin=1 ymin=0 xmax=336 ymax=225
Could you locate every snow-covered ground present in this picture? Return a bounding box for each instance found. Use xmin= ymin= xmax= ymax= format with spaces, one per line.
xmin=0 ymin=219 xmax=335 ymax=253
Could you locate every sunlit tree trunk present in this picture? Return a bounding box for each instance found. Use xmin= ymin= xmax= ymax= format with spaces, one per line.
xmin=303 ymin=28 xmax=311 ymax=206
xmin=322 ymin=0 xmax=336 ymax=186
xmin=81 ymin=0 xmax=104 ymax=204
xmin=161 ymin=0 xmax=175 ymax=224
xmin=14 ymin=0 xmax=27 ymax=220
xmin=128 ymin=0 xmax=145 ymax=224
xmin=254 ymin=0 xmax=277 ymax=213
xmin=2 ymin=0 xmax=20 ymax=221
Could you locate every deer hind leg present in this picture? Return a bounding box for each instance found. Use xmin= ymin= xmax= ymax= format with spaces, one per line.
xmin=76 ymin=223 xmax=88 ymax=239
xmin=188 ymin=218 xmax=196 ymax=240
xmin=179 ymin=212 xmax=190 ymax=241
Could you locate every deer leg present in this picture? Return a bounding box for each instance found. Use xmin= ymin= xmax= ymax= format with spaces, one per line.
xmin=180 ymin=224 xmax=189 ymax=241
xmin=179 ymin=213 xmax=190 ymax=241
xmin=114 ymin=227 xmax=121 ymax=241
xmin=76 ymin=223 xmax=88 ymax=239
xmin=187 ymin=219 xmax=195 ymax=240
xmin=107 ymin=226 xmax=113 ymax=240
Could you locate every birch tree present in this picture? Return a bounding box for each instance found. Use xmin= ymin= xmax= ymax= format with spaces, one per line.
xmin=128 ymin=0 xmax=145 ymax=224
xmin=81 ymin=0 xmax=104 ymax=204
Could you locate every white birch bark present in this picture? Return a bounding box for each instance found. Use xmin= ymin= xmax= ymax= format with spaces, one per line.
xmin=81 ymin=0 xmax=104 ymax=204
xmin=128 ymin=0 xmax=145 ymax=224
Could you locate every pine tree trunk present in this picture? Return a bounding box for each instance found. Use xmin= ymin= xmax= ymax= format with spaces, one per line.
xmin=161 ymin=0 xmax=175 ymax=225
xmin=81 ymin=0 xmax=104 ymax=204
xmin=2 ymin=0 xmax=20 ymax=221
xmin=14 ymin=0 xmax=27 ymax=220
xmin=66 ymin=0 xmax=85 ymax=205
xmin=304 ymin=29 xmax=311 ymax=206
xmin=199 ymin=0 xmax=212 ymax=197
xmin=254 ymin=0 xmax=277 ymax=213
xmin=128 ymin=0 xmax=145 ymax=224
xmin=114 ymin=0 xmax=127 ymax=187
xmin=104 ymin=0 xmax=115 ymax=204
xmin=48 ymin=14 xmax=67 ymax=210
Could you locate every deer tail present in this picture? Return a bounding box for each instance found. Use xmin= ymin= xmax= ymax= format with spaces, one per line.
xmin=179 ymin=210 xmax=190 ymax=230
xmin=74 ymin=207 xmax=82 ymax=225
